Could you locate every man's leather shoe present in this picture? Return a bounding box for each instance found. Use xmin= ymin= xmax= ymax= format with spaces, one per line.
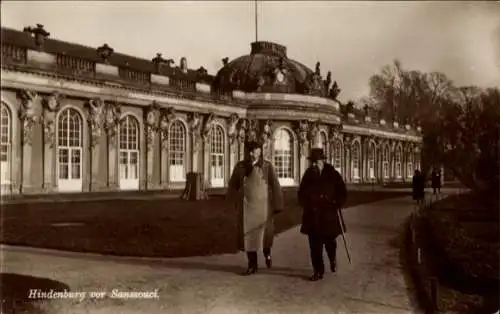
xmin=242 ymin=267 xmax=257 ymax=276
xmin=308 ymin=272 xmax=324 ymax=281
xmin=330 ymin=263 xmax=336 ymax=273
xmin=265 ymin=255 xmax=272 ymax=268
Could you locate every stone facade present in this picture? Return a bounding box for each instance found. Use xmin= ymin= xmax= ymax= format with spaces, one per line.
xmin=0 ymin=25 xmax=422 ymax=195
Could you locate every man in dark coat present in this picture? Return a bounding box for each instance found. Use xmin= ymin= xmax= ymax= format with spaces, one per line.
xmin=227 ymin=140 xmax=284 ymax=275
xmin=412 ymin=169 xmax=425 ymax=207
xmin=431 ymin=168 xmax=442 ymax=195
xmin=298 ymin=148 xmax=347 ymax=281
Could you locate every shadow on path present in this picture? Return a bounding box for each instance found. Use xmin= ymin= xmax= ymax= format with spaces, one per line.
xmin=1 ymin=273 xmax=70 ymax=314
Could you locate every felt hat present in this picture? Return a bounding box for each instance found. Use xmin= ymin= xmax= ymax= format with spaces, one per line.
xmin=308 ymin=148 xmax=326 ymax=162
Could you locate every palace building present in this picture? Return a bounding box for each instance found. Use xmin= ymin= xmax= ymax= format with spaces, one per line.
xmin=0 ymin=24 xmax=422 ymax=195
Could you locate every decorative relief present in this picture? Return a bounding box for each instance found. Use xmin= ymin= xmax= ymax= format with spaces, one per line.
xmin=104 ymin=101 xmax=121 ymax=147
xmin=202 ymin=113 xmax=216 ymax=140
xmin=260 ymin=120 xmax=273 ymax=143
xmin=237 ymin=119 xmax=247 ymax=144
xmin=159 ymin=107 xmax=176 ymax=149
xmin=295 ymin=120 xmax=309 ymax=155
xmin=308 ymin=120 xmax=320 ymax=143
xmin=189 ymin=112 xmax=203 ymax=153
xmin=144 ymin=101 xmax=161 ymax=150
xmin=296 ymin=120 xmax=309 ymax=144
xmin=246 ymin=119 xmax=258 ymax=143
xmin=328 ymin=124 xmax=343 ymax=141
xmin=42 ymin=91 xmax=61 ymax=147
xmin=227 ymin=113 xmax=239 ymax=145
xmin=18 ymin=90 xmax=41 ymax=146
xmin=86 ymin=98 xmax=105 ymax=147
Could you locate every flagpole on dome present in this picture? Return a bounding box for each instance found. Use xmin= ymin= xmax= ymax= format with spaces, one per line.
xmin=255 ymin=0 xmax=258 ymax=42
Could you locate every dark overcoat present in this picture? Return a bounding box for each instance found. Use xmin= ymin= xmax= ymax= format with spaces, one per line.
xmin=227 ymin=159 xmax=284 ymax=251
xmin=431 ymin=171 xmax=442 ymax=189
xmin=412 ymin=173 xmax=425 ymax=200
xmin=298 ymin=163 xmax=347 ymax=238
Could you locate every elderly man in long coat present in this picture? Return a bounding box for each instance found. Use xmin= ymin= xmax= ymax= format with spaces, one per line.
xmin=298 ymin=148 xmax=347 ymax=281
xmin=227 ymin=140 xmax=284 ymax=275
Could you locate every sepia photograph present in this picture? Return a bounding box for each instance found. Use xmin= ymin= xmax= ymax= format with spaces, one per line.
xmin=0 ymin=1 xmax=499 ymax=313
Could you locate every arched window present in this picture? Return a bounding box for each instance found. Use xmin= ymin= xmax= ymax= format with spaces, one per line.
xmin=0 ymin=103 xmax=11 ymax=184
xmin=368 ymin=143 xmax=375 ymax=179
xmin=119 ymin=115 xmax=140 ymax=190
xmin=168 ymin=120 xmax=186 ymax=182
xmin=351 ymin=141 xmax=360 ymax=179
xmin=333 ymin=139 xmax=342 ymax=174
xmin=344 ymin=144 xmax=350 ymax=181
xmin=407 ymin=148 xmax=413 ymax=179
xmin=273 ymin=128 xmax=294 ymax=186
xmin=395 ymin=146 xmax=402 ymax=178
xmin=414 ymin=151 xmax=420 ymax=171
xmin=57 ymin=108 xmax=83 ymax=192
xmin=318 ymin=131 xmax=327 ymax=151
xmin=210 ymin=124 xmax=225 ymax=187
xmin=383 ymin=145 xmax=390 ymax=179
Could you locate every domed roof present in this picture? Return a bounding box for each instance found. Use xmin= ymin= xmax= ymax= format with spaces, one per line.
xmin=212 ymin=42 xmax=333 ymax=98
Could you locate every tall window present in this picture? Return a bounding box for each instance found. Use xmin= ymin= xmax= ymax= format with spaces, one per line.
xmin=368 ymin=143 xmax=375 ymax=179
xmin=351 ymin=141 xmax=360 ymax=179
xmin=169 ymin=120 xmax=186 ymax=182
xmin=119 ymin=115 xmax=139 ymax=190
xmin=383 ymin=145 xmax=390 ymax=179
xmin=318 ymin=131 xmax=327 ymax=151
xmin=273 ymin=128 xmax=294 ymax=186
xmin=57 ymin=108 xmax=83 ymax=191
xmin=407 ymin=149 xmax=413 ymax=179
xmin=0 ymin=103 xmax=11 ymax=184
xmin=395 ymin=146 xmax=402 ymax=178
xmin=210 ymin=125 xmax=225 ymax=187
xmin=414 ymin=152 xmax=420 ymax=171
xmin=333 ymin=139 xmax=342 ymax=174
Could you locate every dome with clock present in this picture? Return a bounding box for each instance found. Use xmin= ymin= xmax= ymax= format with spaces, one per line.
xmin=212 ymin=41 xmax=339 ymax=99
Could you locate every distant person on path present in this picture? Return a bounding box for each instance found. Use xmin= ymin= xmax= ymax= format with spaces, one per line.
xmin=298 ymin=148 xmax=347 ymax=281
xmin=431 ymin=167 xmax=442 ymax=195
xmin=227 ymin=140 xmax=284 ymax=276
xmin=412 ymin=169 xmax=425 ymax=207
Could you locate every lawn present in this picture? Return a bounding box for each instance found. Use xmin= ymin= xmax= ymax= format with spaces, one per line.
xmin=1 ymin=189 xmax=409 ymax=258
xmin=418 ymin=192 xmax=499 ymax=313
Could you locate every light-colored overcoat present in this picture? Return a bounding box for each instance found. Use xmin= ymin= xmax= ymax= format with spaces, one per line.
xmin=227 ymin=159 xmax=284 ymax=252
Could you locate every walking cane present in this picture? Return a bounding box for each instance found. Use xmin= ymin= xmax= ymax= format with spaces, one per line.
xmin=337 ymin=208 xmax=352 ymax=265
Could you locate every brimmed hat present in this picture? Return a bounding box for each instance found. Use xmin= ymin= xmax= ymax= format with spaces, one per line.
xmin=308 ymin=148 xmax=326 ymax=162
xmin=245 ymin=140 xmax=263 ymax=151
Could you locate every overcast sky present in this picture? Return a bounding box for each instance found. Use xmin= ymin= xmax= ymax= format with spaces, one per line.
xmin=2 ymin=1 xmax=499 ymax=102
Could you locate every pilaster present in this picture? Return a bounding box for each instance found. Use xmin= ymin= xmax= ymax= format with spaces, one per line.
xmin=144 ymin=101 xmax=161 ymax=190
xmin=260 ymin=119 xmax=273 ymax=161
xmin=189 ymin=112 xmax=203 ymax=174
xmin=17 ymin=90 xmax=41 ymax=194
xmin=295 ymin=120 xmax=309 ymax=180
xmin=202 ymin=113 xmax=216 ymax=186
xmin=86 ymin=98 xmax=106 ymax=191
xmin=227 ymin=114 xmax=240 ymax=184
xmin=41 ymin=92 xmax=60 ymax=192
xmin=104 ymin=101 xmax=121 ymax=190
